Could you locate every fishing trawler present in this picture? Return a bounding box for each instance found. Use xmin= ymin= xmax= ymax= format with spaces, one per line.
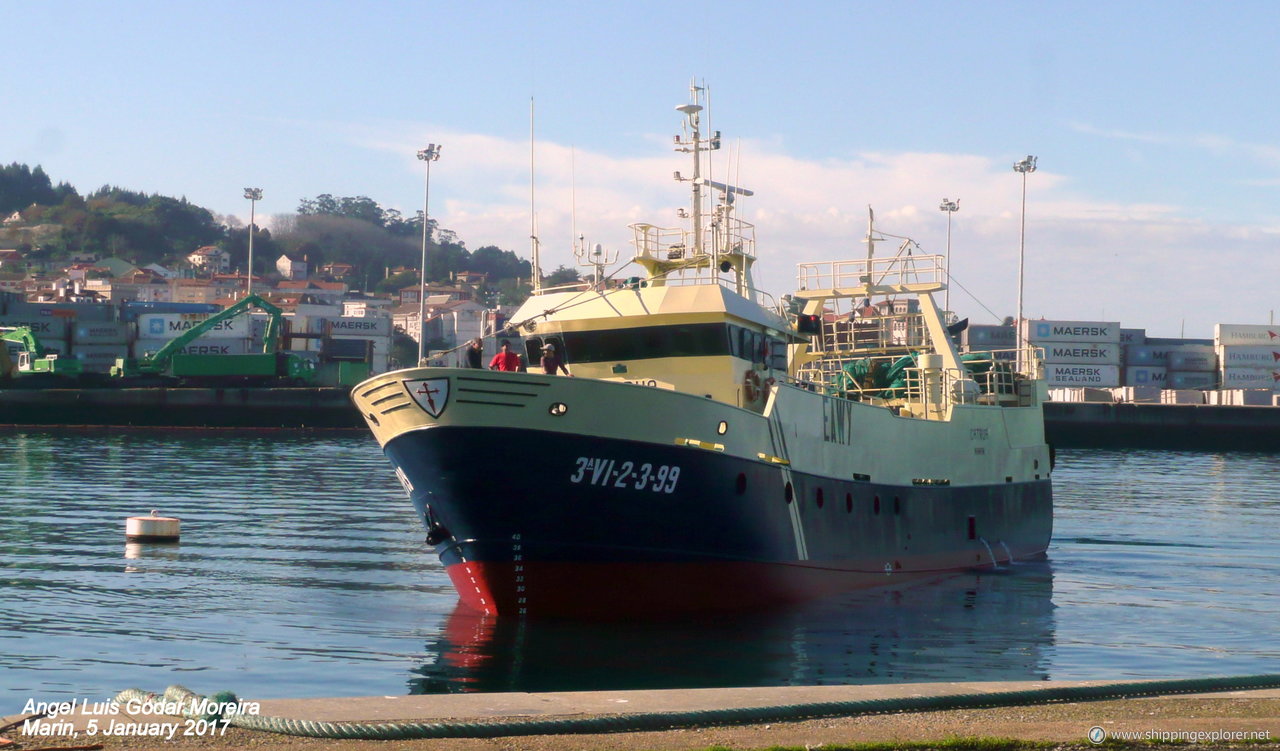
xmin=351 ymin=87 xmax=1053 ymax=617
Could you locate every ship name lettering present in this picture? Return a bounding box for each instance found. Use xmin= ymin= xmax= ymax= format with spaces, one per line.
xmin=969 ymin=428 xmax=989 ymax=440
xmin=823 ymin=398 xmax=853 ymax=445
xmin=570 ymin=456 xmax=681 ymax=493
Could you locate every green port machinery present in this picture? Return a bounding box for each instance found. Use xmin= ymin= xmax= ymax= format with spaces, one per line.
xmin=0 ymin=326 xmax=84 ymax=378
xmin=111 ymin=294 xmax=316 ymax=384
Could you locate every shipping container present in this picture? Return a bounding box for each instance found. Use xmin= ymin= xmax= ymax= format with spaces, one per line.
xmin=1112 ymin=385 xmax=1160 ymax=403
xmin=1167 ymin=371 xmax=1218 ymax=389
xmin=1217 ymin=345 xmax=1280 ymax=368
xmin=6 ymin=301 xmax=113 ymax=322
xmin=137 ymin=313 xmax=250 ymax=339
xmin=0 ymin=315 xmax=71 ymax=341
xmin=961 ymin=324 xmax=1016 ymax=348
xmin=70 ymin=343 xmax=129 ymax=373
xmin=119 ymin=301 xmax=220 ymax=323
xmin=1165 ymin=346 xmax=1217 ymax=373
xmin=1043 ymin=363 xmax=1121 ymax=387
xmin=1218 ymin=368 xmax=1280 ymax=390
xmin=1161 ymin=389 xmax=1204 ymax=405
xmin=1215 ymin=323 xmax=1280 ymax=347
xmin=1124 ymin=345 xmax=1172 ymax=365
xmin=1119 ymin=328 xmax=1146 ymax=346
xmin=134 ymin=338 xmax=253 ymax=357
xmin=1146 ymin=337 xmax=1213 ymax=346
xmin=315 ymin=316 xmax=393 ymax=338
xmin=72 ymin=321 xmax=132 ymax=345
xmin=1040 ymin=342 xmax=1121 ymax=364
xmin=1021 ymin=319 xmax=1121 ymax=343
xmin=1124 ymin=366 xmax=1167 ymax=386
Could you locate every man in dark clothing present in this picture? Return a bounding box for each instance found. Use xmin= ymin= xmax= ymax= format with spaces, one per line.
xmin=540 ymin=343 xmax=571 ymax=376
xmin=488 ymin=340 xmax=522 ymax=372
xmin=464 ymin=338 xmax=483 ymax=368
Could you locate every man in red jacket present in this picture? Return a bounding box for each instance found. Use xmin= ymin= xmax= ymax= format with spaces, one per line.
xmin=488 ymin=340 xmax=522 ymax=371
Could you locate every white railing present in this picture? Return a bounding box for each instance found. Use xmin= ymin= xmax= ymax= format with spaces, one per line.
xmin=630 ymin=216 xmax=757 ymax=264
xmin=794 ymin=346 xmax=1043 ymax=415
xmin=797 ymin=254 xmax=944 ymax=293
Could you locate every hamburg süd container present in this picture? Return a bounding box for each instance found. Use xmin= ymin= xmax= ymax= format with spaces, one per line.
xmin=1218 ymin=345 xmax=1280 ymax=368
xmin=1165 ymin=346 xmax=1217 ymax=373
xmin=1215 ymin=323 xmax=1280 ymax=347
xmin=1167 ymin=371 xmax=1218 ymax=389
xmin=1219 ymin=368 xmax=1280 ymax=390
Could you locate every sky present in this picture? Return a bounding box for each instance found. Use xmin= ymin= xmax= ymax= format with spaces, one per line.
xmin=6 ymin=0 xmax=1280 ymax=337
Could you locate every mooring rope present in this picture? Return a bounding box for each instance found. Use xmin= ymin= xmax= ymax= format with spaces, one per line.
xmin=115 ymin=674 xmax=1280 ymax=741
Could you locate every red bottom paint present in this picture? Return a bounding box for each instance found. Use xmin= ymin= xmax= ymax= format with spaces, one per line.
xmin=446 ymin=552 xmax=1026 ymax=618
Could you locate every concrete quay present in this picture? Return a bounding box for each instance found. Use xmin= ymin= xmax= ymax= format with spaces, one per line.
xmin=4 ymin=681 xmax=1279 ymax=751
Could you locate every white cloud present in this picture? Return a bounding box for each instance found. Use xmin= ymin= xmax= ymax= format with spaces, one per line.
xmin=361 ymin=127 xmax=1280 ymax=338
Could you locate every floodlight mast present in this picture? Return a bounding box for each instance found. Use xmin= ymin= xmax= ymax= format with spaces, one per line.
xmin=1012 ymin=155 xmax=1037 ymax=345
xmin=243 ymin=188 xmax=262 ymax=294
xmin=939 ymin=198 xmax=959 ymax=313
xmin=416 ymin=144 xmax=442 ymax=366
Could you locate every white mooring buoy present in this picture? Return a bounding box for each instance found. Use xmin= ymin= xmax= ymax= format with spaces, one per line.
xmin=125 ymin=509 xmax=180 ymax=543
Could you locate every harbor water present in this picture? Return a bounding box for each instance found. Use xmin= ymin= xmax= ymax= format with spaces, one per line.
xmin=2 ymin=432 xmax=1279 ymax=707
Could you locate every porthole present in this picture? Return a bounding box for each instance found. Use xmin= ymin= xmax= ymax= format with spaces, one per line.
xmin=784 ymin=482 xmax=793 ymax=504
xmin=548 ymin=402 xmax=568 ymax=416
xmin=717 ymin=420 xmax=728 ymax=435
xmin=366 ymin=413 xmax=380 ymax=426
xmin=816 ymin=488 xmax=824 ymax=509
xmin=735 ymin=472 xmax=747 ymax=496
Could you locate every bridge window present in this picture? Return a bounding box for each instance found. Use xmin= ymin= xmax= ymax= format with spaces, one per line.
xmin=561 ymin=324 xmax=730 ymax=363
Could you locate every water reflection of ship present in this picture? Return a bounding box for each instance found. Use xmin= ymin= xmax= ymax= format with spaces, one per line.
xmin=409 ymin=564 xmax=1055 ymax=694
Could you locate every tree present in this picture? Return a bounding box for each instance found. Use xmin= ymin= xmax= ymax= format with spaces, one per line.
xmin=544 ymin=265 xmax=581 ymax=286
xmin=467 ymin=245 xmax=531 ymax=281
xmin=374 ymin=270 xmax=420 ymax=294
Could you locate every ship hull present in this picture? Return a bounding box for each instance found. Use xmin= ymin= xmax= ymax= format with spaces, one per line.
xmin=385 ymin=424 xmax=1052 ymax=617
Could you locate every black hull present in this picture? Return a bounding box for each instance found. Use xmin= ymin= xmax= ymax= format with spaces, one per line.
xmin=384 ymin=425 xmax=1052 ymax=616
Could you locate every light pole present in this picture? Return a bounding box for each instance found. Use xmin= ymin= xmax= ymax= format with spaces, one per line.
xmin=243 ymin=188 xmax=262 ymax=297
xmin=416 ymin=144 xmax=442 ymax=366
xmin=939 ymin=198 xmax=959 ymax=313
xmin=1012 ymin=156 xmax=1037 ymax=337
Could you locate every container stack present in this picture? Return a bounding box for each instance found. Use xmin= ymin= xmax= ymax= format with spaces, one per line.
xmin=1121 ymin=338 xmax=1216 ymax=390
xmin=135 ymin=311 xmax=253 ymax=360
xmin=315 ymin=315 xmax=393 ymax=374
xmin=1020 ymin=319 xmax=1121 ymax=388
xmin=1215 ymin=324 xmax=1280 ymax=393
xmin=70 ymin=322 xmax=131 ymax=373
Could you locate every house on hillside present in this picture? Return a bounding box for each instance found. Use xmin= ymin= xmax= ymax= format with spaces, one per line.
xmin=187 ymin=246 xmax=230 ymax=274
xmin=85 ymin=271 xmax=170 ymax=302
xmin=320 ymin=261 xmax=354 ymax=279
xmin=276 ymin=254 xmax=308 ymax=281
xmin=0 ymin=248 xmax=23 ymax=270
xmin=275 ymin=280 xmax=347 ymax=305
xmin=93 ymin=257 xmax=142 ymax=278
xmin=171 ymin=277 xmax=239 ymax=304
